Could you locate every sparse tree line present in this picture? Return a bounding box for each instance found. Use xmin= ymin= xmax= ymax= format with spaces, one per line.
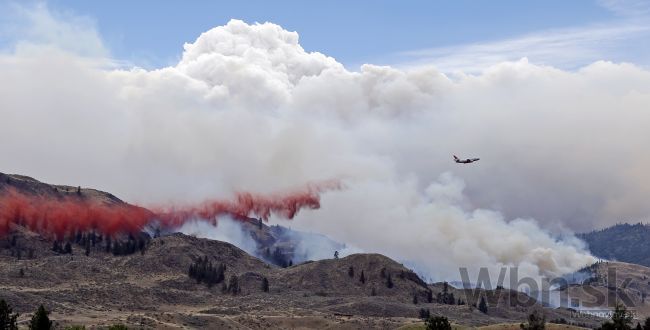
xmin=0 ymin=299 xmax=130 ymax=329
xmin=2 ymin=235 xmax=35 ymax=261
xmin=346 ymin=264 xmax=440 ymax=303
xmin=435 ymin=282 xmax=465 ymax=306
xmin=188 ymin=255 xmax=270 ymax=294
xmin=50 ymin=232 xmax=149 ymax=257
xmin=3 ymin=229 xmax=151 ymax=259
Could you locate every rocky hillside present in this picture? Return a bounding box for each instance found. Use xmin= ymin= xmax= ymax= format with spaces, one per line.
xmin=0 ymin=172 xmax=125 ymax=206
xmin=0 ymin=225 xmax=604 ymax=329
xmin=561 ymin=260 xmax=650 ymax=319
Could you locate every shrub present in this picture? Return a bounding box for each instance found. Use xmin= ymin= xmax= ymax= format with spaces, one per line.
xmin=108 ymin=325 xmax=128 ymax=330
xmin=425 ymin=316 xmax=451 ymax=330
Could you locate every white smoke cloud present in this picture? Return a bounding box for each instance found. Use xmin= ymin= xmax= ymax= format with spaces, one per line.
xmin=176 ymin=217 xmax=258 ymax=256
xmin=3 ymin=13 xmax=650 ymax=280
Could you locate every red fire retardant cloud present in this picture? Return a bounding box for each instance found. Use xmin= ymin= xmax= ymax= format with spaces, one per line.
xmin=0 ymin=181 xmax=340 ymax=239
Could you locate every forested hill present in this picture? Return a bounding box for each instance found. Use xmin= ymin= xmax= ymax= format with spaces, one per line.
xmin=579 ymin=223 xmax=650 ymax=267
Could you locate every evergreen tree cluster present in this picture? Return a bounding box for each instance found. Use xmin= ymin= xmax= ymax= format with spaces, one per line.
xmin=188 ymin=256 xmax=226 ymax=287
xmin=579 ymin=223 xmax=650 ymax=267
xmin=52 ymin=241 xmax=72 ymax=254
xmin=0 ymin=300 xmax=54 ymax=330
xmin=110 ymin=236 xmax=147 ymax=256
xmin=50 ymin=231 xmax=148 ymax=257
xmin=73 ymin=231 xmax=99 ymax=248
xmin=0 ymin=299 xmax=19 ymax=330
xmin=436 ymin=282 xmax=464 ymax=305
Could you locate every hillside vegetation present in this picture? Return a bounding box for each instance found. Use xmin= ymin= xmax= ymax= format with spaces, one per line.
xmin=579 ymin=223 xmax=650 ymax=266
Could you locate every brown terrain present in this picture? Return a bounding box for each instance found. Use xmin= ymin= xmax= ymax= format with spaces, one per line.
xmin=0 ymin=172 xmax=625 ymax=329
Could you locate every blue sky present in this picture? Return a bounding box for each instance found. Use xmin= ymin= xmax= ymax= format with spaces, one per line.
xmin=1 ymin=0 xmax=649 ymax=71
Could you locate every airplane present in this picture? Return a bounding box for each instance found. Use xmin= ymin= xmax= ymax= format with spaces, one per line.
xmin=454 ymin=155 xmax=480 ymax=164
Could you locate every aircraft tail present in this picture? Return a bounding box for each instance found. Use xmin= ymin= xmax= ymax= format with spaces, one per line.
xmin=453 ymin=155 xmax=459 ymax=161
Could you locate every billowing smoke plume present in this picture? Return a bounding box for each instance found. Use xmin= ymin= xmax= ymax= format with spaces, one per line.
xmin=3 ymin=12 xmax=649 ymax=279
xmin=0 ymin=182 xmax=335 ymax=238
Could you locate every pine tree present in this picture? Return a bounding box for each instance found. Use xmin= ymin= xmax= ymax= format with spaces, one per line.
xmin=63 ymin=242 xmax=72 ymax=254
xmin=29 ymin=305 xmax=52 ymax=330
xmin=262 ymin=277 xmax=269 ymax=292
xmin=0 ymin=299 xmax=19 ymax=330
xmin=359 ymin=270 xmax=365 ymax=284
xmin=227 ymin=275 xmax=239 ymax=295
xmin=478 ymin=296 xmax=488 ymax=314
xmin=52 ymin=241 xmax=61 ymax=253
xmin=644 ymin=317 xmax=650 ymax=330
xmin=386 ymin=274 xmax=394 ymax=288
xmin=85 ymin=240 xmax=90 ymax=256
xmin=348 ymin=266 xmax=354 ymax=278
xmin=413 ymin=293 xmax=419 ymax=304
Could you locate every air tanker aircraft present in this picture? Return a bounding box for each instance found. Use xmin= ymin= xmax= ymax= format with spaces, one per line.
xmin=453 ymin=155 xmax=480 ymax=164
